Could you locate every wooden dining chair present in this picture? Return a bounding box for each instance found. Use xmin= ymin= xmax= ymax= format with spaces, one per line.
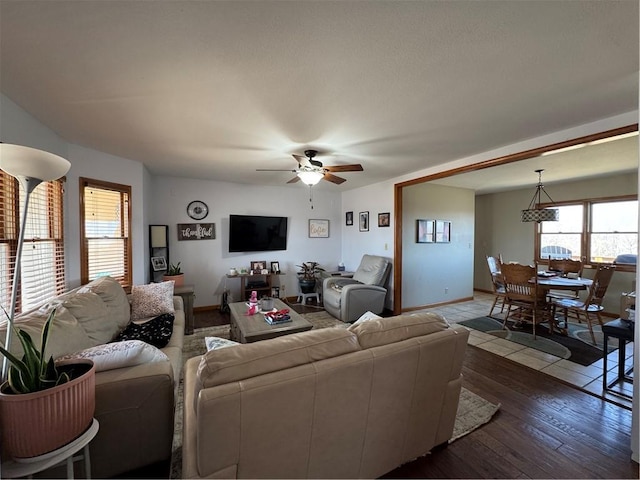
xmin=486 ymin=255 xmax=506 ymax=317
xmin=501 ymin=262 xmax=554 ymax=339
xmin=551 ymin=264 xmax=616 ymax=345
xmin=547 ymin=258 xmax=585 ymax=301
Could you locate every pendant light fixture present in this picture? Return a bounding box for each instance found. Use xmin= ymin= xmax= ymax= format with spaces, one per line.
xmin=521 ymin=169 xmax=559 ymax=222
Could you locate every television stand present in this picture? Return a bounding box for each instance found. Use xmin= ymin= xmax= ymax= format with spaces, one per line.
xmin=227 ymin=272 xmax=284 ymax=301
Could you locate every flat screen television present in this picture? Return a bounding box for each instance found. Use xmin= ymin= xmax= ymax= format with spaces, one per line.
xmin=229 ymin=214 xmax=288 ymax=252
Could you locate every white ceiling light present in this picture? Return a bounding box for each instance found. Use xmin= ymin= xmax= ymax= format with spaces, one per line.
xmin=297 ymin=168 xmax=324 ymax=186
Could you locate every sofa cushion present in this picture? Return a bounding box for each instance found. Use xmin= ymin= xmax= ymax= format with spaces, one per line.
xmin=197 ymin=328 xmax=360 ymax=390
xmin=60 ymin=291 xmax=117 ymax=345
xmin=350 ymin=311 xmax=450 ymax=349
xmin=57 ymin=339 xmax=169 ymax=372
xmin=352 ymin=254 xmax=389 ymax=285
xmin=115 ymin=313 xmax=175 ymax=348
xmin=0 ymin=305 xmax=95 ymax=359
xmin=131 ymin=281 xmax=175 ymax=321
xmin=78 ymin=276 xmax=130 ymax=330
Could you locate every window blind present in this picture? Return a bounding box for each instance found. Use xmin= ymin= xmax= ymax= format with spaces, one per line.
xmin=0 ymin=171 xmax=66 ymax=315
xmin=80 ymin=179 xmax=131 ymax=287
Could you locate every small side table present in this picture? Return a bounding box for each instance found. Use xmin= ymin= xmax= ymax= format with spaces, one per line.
xmin=602 ymin=318 xmax=634 ymax=399
xmin=2 ymin=418 xmax=99 ymax=479
xmin=174 ymin=284 xmax=195 ymax=335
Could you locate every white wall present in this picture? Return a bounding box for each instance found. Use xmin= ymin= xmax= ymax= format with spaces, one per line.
xmin=150 ymin=176 xmax=342 ymax=307
xmin=402 ymin=184 xmax=475 ymax=308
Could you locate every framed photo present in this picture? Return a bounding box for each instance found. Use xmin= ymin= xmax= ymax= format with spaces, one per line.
xmin=346 ymin=211 xmax=354 ymax=226
xmin=271 ymin=261 xmax=280 ymax=273
xmin=250 ymin=260 xmax=266 ymax=272
xmin=416 ymin=219 xmax=435 ymax=243
xmin=435 ymin=220 xmax=451 ymax=243
xmin=378 ymin=212 xmax=390 ymax=227
xmin=271 ymin=286 xmax=280 ymax=298
xmin=151 ymin=256 xmax=167 ymax=271
xmin=359 ymin=211 xmax=369 ymax=232
xmin=309 ymin=219 xmax=330 ymax=238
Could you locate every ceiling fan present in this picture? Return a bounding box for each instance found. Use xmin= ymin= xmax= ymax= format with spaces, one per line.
xmin=256 ymin=149 xmax=363 ymax=185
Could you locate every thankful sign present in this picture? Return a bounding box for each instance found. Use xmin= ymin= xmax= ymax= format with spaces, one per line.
xmin=177 ymin=223 xmax=215 ymax=241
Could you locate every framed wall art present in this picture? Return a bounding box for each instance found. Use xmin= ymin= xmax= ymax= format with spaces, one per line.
xmin=435 ymin=220 xmax=451 ymax=243
xmin=378 ymin=212 xmax=390 ymax=227
xmin=416 ymin=219 xmax=435 ymax=243
xmin=151 ymin=256 xmax=167 ymax=271
xmin=359 ymin=211 xmax=369 ymax=232
xmin=309 ymin=219 xmax=330 ymax=238
xmin=346 ymin=211 xmax=354 ymax=226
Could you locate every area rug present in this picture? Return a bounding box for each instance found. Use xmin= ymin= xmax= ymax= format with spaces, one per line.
xmin=460 ymin=316 xmax=612 ymax=366
xmin=170 ymin=313 xmax=500 ymax=478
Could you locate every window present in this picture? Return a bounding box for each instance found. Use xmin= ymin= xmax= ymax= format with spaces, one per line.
xmin=0 ymin=171 xmax=66 ymax=315
xmin=536 ymin=196 xmax=638 ymax=270
xmin=80 ymin=178 xmax=131 ymax=287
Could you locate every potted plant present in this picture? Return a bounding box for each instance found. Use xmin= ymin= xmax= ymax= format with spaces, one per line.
xmin=297 ymin=262 xmax=325 ymax=293
xmin=0 ymin=307 xmax=95 ymax=458
xmin=163 ymin=261 xmax=185 ymax=287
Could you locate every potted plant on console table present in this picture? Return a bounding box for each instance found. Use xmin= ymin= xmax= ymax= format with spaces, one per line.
xmin=297 ymin=262 xmax=325 ymax=294
xmin=0 ymin=307 xmax=95 ymax=459
xmin=163 ymin=261 xmax=185 ymax=287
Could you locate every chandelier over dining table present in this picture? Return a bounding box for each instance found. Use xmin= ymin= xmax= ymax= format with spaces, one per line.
xmin=521 ymin=169 xmax=559 ymax=223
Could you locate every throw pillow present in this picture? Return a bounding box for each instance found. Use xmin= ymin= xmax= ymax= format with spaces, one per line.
xmin=57 ymin=340 xmax=169 ymax=372
xmin=205 ymin=337 xmax=240 ymax=351
xmin=115 ymin=313 xmax=175 ymax=348
xmin=131 ymin=281 xmax=175 ymax=321
xmin=348 ymin=310 xmax=382 ymax=329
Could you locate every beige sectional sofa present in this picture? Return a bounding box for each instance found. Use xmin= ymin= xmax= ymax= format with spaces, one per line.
xmin=183 ymin=311 xmax=468 ymax=479
xmin=0 ymin=276 xmax=184 ymax=478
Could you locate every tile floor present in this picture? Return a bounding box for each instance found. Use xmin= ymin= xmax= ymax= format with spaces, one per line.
xmin=419 ymin=291 xmax=634 ymax=409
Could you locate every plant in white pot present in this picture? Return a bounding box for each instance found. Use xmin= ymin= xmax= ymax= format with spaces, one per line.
xmin=163 ymin=262 xmax=185 ymax=287
xmin=0 ymin=307 xmax=95 ymax=458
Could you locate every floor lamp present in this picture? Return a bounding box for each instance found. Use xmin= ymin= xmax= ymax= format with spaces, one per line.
xmin=0 ymin=144 xmax=71 ymax=381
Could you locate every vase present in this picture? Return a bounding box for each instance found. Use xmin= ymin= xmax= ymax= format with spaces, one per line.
xmin=0 ymin=359 xmax=96 ymax=459
xmin=299 ymin=278 xmax=316 ymax=294
xmin=163 ymin=274 xmax=185 ymax=287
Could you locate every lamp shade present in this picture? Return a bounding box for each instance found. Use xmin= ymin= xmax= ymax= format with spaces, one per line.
xmin=521 ymin=208 xmax=559 ymax=222
xmin=0 ymin=144 xmax=70 ymax=181
xmin=297 ymin=170 xmax=324 ymax=186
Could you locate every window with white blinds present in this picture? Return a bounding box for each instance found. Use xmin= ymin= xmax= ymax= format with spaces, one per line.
xmin=0 ymin=171 xmax=66 ymax=315
xmin=80 ymin=178 xmax=131 ymax=287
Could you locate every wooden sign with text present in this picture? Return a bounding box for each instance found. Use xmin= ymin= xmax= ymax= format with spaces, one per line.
xmin=177 ymin=223 xmax=215 ymax=241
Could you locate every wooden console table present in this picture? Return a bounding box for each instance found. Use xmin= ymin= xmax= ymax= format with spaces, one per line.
xmin=174 ymin=285 xmax=195 ymax=335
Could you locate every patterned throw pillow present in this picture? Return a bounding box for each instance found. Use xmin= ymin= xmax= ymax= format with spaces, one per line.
xmin=115 ymin=313 xmax=175 ymax=348
xmin=348 ymin=310 xmax=382 ymax=329
xmin=205 ymin=337 xmax=240 ymax=351
xmin=130 ymin=281 xmax=175 ymax=321
xmin=57 ymin=340 xmax=169 ymax=372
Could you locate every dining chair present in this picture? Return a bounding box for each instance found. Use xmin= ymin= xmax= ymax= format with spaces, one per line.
xmin=501 ymin=262 xmax=554 ymax=339
xmin=551 ymin=264 xmax=616 ymax=345
xmin=486 ymin=255 xmax=506 ymax=317
xmin=547 ymin=258 xmax=584 ymax=301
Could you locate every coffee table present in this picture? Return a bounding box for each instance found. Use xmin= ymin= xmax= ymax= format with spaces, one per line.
xmin=229 ymin=299 xmax=313 ymax=343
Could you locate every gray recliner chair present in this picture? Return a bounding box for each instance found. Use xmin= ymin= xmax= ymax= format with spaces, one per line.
xmin=323 ymin=254 xmax=392 ymax=322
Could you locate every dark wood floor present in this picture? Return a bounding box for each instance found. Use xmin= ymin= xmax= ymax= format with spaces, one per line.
xmin=121 ymin=304 xmax=638 ymax=479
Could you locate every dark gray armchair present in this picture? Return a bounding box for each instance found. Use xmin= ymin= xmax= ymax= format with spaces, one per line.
xmin=323 ymin=254 xmax=392 ymax=322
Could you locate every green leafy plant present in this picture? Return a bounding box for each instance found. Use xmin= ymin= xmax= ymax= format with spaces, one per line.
xmin=166 ymin=262 xmax=182 ymax=275
xmin=0 ymin=307 xmax=70 ymax=394
xmin=297 ymin=262 xmax=324 ymax=280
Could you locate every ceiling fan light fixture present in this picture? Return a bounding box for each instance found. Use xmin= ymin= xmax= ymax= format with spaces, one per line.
xmin=297 ymin=169 xmax=324 ymax=186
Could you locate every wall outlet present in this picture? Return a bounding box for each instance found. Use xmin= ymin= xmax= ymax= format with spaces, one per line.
xmin=444 ymin=287 xmax=449 ymax=294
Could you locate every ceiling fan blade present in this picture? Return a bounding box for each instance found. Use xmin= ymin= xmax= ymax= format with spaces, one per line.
xmin=323 ymin=173 xmax=346 ymax=184
xmin=292 ymin=154 xmax=305 ymax=166
xmin=287 ymin=176 xmax=301 ymax=184
xmin=324 ymin=164 xmax=363 ymax=173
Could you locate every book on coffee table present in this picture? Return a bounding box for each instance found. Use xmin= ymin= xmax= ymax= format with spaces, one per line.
xmin=264 ymin=313 xmax=291 ymax=325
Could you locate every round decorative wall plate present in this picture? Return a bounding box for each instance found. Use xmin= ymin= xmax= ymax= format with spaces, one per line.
xmin=187 ymin=200 xmax=209 ymax=220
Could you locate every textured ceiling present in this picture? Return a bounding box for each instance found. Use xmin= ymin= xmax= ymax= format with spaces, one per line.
xmin=1 ymin=1 xmax=638 ymax=191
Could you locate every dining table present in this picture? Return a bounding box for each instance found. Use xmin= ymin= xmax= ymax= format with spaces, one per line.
xmin=534 ymin=274 xmax=593 ymax=335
